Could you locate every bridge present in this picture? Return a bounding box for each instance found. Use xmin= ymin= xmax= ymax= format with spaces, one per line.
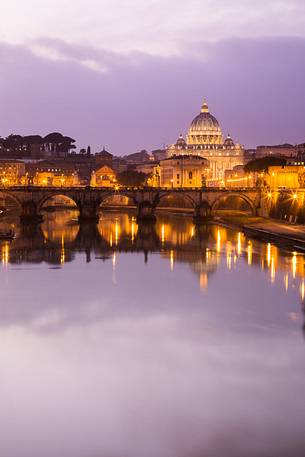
xmin=0 ymin=186 xmax=266 ymax=223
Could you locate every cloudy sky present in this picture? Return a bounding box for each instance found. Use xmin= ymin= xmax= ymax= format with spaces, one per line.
xmin=0 ymin=0 xmax=304 ymax=153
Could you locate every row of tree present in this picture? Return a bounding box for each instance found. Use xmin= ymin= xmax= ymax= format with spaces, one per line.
xmin=0 ymin=133 xmax=76 ymax=153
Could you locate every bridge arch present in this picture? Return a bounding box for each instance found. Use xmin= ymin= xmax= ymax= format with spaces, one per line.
xmin=211 ymin=192 xmax=256 ymax=215
xmin=154 ymin=191 xmax=197 ymax=209
xmin=0 ymin=191 xmax=23 ymax=210
xmin=99 ymin=191 xmax=137 ymax=207
xmin=37 ymin=193 xmax=79 ymax=212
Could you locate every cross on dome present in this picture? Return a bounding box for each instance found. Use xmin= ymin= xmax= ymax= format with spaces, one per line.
xmin=201 ymin=99 xmax=209 ymax=113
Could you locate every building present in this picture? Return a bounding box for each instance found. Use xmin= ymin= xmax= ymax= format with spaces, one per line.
xmin=0 ymin=160 xmax=26 ymax=186
xmin=135 ymin=162 xmax=157 ymax=175
xmin=95 ymin=148 xmax=113 ymax=165
xmin=224 ymin=165 xmax=254 ymax=188
xmin=266 ymin=165 xmax=305 ymax=189
xmin=90 ymin=165 xmax=117 ymax=187
xmin=159 ymin=155 xmax=209 ymax=188
xmin=152 ymin=149 xmax=167 ymax=161
xmin=167 ymin=100 xmax=245 ymax=181
xmin=256 ymin=143 xmax=296 ymax=158
xmin=29 ymin=161 xmax=79 ymax=186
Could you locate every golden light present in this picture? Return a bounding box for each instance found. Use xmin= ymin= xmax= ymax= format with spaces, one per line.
xmin=161 ymin=224 xmax=165 ymax=244
xmin=237 ymin=232 xmax=242 ymax=256
xmin=170 ymin=250 xmax=174 ymax=271
xmin=267 ymin=243 xmax=272 ymax=267
xmin=115 ymin=219 xmax=120 ymax=245
xmin=300 ymin=281 xmax=305 ymax=301
xmin=216 ymin=229 xmax=221 ymax=253
xmin=293 ymin=193 xmax=298 ymax=200
xmin=247 ymin=241 xmax=252 ymax=265
xmin=267 ymin=192 xmax=272 ymax=198
xmin=270 ymin=257 xmax=275 ymax=283
xmin=2 ymin=242 xmax=9 ymax=265
xmin=60 ymin=234 xmax=65 ymax=264
xmin=292 ymin=252 xmax=297 ymax=278
xmin=112 ymin=252 xmax=117 ymax=284
xmin=284 ymin=274 xmax=289 ymax=292
xmin=199 ymin=272 xmax=208 ymax=290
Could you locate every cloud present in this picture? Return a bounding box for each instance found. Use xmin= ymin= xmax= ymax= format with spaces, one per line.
xmin=1 ymin=0 xmax=305 ymax=55
xmin=0 ymin=37 xmax=304 ymax=153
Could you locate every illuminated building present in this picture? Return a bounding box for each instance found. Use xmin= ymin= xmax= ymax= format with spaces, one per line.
xmin=167 ymin=99 xmax=245 ymax=181
xmin=91 ymin=165 xmax=117 ymax=187
xmin=159 ymin=155 xmax=209 ymax=188
xmin=266 ymin=165 xmax=305 ymax=189
xmin=31 ymin=161 xmax=79 ymax=186
xmin=224 ymin=166 xmax=254 ymax=188
xmin=0 ymin=160 xmax=26 ymax=186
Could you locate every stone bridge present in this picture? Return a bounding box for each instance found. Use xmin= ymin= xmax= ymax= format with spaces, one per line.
xmin=0 ymin=186 xmax=266 ymax=223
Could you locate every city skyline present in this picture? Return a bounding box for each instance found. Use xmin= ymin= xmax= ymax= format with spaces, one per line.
xmin=0 ymin=1 xmax=305 ymax=153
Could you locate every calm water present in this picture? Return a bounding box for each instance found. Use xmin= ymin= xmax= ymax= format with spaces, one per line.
xmin=0 ymin=210 xmax=305 ymax=457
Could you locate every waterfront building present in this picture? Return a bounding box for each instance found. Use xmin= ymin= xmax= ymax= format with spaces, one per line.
xmin=0 ymin=160 xmax=26 ymax=186
xmin=159 ymin=155 xmax=209 ymax=188
xmin=167 ymin=100 xmax=245 ymax=181
xmin=30 ymin=161 xmax=79 ymax=186
xmin=266 ymin=165 xmax=305 ymax=189
xmin=90 ymin=165 xmax=117 ymax=187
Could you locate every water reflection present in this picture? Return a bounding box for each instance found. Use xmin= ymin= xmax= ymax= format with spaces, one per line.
xmin=1 ymin=210 xmax=305 ymax=457
xmin=1 ymin=209 xmax=305 ymax=297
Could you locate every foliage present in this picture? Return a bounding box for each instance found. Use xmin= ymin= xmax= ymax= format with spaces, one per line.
xmin=117 ymin=170 xmax=147 ymax=187
xmin=0 ymin=132 xmax=76 ymax=154
xmin=244 ymin=156 xmax=286 ymax=173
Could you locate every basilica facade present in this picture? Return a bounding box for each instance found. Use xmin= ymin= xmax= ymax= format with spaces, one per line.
xmin=167 ymin=100 xmax=245 ymax=182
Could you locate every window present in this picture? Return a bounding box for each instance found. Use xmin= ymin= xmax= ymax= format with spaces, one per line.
xmin=177 ymin=174 xmax=180 ymax=179
xmin=189 ymin=171 xmax=193 ymax=180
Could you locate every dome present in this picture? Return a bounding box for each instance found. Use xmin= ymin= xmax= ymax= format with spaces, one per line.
xmin=187 ymin=100 xmax=223 ymax=147
xmin=175 ymin=134 xmax=187 ymax=149
xmin=224 ymin=134 xmax=235 ymax=148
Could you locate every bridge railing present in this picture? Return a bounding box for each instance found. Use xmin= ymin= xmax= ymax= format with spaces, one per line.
xmin=0 ymin=185 xmax=261 ymax=192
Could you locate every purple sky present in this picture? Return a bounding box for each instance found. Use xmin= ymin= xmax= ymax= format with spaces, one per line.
xmin=0 ymin=1 xmax=305 ymax=154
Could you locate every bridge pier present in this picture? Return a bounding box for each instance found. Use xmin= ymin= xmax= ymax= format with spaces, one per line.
xmin=193 ymin=203 xmax=213 ymax=225
xmin=136 ymin=202 xmax=156 ymax=223
xmin=78 ymin=202 xmax=100 ymax=223
xmin=20 ymin=201 xmax=43 ymax=224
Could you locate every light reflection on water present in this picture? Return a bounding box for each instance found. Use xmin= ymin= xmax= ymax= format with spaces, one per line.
xmin=0 ymin=210 xmax=305 ymax=457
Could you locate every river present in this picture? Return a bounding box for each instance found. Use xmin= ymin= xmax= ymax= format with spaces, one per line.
xmin=0 ymin=210 xmax=305 ymax=457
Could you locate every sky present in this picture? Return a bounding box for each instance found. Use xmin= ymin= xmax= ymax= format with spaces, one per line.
xmin=0 ymin=0 xmax=305 ymax=153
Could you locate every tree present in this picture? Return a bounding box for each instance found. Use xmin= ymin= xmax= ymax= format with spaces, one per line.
xmin=43 ymin=132 xmax=76 ymax=153
xmin=244 ymin=156 xmax=286 ymax=173
xmin=117 ymin=170 xmax=147 ymax=187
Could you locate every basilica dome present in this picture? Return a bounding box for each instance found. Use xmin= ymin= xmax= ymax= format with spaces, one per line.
xmin=187 ymin=100 xmax=223 ymax=148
